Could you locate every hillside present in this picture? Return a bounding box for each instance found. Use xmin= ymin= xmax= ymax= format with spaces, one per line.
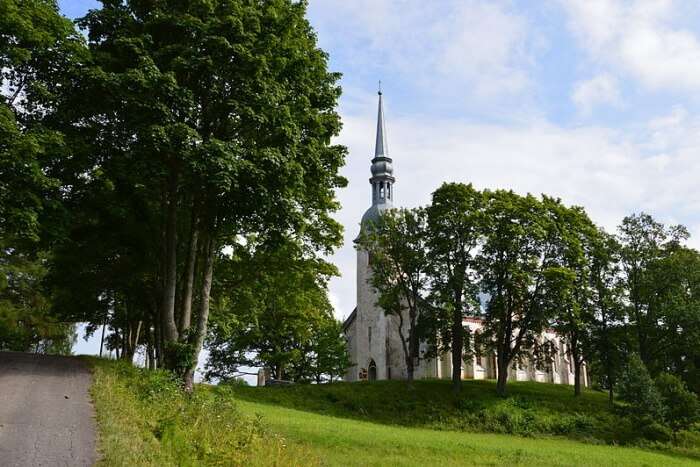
xmin=228 ymin=378 xmax=700 ymax=451
xmin=87 ymin=359 xmax=700 ymax=466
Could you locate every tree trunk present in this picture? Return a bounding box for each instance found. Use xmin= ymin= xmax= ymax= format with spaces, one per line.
xmin=99 ymin=321 xmax=106 ymax=358
xmin=451 ymin=299 xmax=463 ymax=393
xmin=183 ymin=233 xmax=216 ymax=393
xmin=179 ymin=209 xmax=199 ymax=335
xmin=573 ymin=360 xmax=581 ymax=396
xmin=496 ymin=352 xmax=509 ymax=396
xmin=161 ymin=170 xmax=179 ymax=349
xmin=608 ymin=385 xmax=614 ymax=408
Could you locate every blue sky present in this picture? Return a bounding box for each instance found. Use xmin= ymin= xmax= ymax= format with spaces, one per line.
xmin=62 ymin=1 xmax=700 ymax=348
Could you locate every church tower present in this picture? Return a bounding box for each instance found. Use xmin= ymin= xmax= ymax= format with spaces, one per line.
xmin=343 ymin=88 xmax=404 ymax=381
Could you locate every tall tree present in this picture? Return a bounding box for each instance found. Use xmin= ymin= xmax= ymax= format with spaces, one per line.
xmin=56 ymin=0 xmax=345 ymax=389
xmin=617 ymin=213 xmax=688 ymax=375
xmin=425 ymin=182 xmax=483 ymax=393
xmin=587 ymin=230 xmax=626 ymax=405
xmin=545 ymin=199 xmax=599 ymax=396
xmin=358 ymin=208 xmax=429 ymax=382
xmin=205 ymin=240 xmax=343 ymax=383
xmin=477 ymin=191 xmax=568 ymax=396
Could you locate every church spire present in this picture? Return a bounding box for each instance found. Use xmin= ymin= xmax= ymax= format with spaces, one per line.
xmin=375 ymin=83 xmax=388 ymax=157
xmin=359 ymin=86 xmax=396 ymax=230
xmin=368 ymin=85 xmax=394 ymax=208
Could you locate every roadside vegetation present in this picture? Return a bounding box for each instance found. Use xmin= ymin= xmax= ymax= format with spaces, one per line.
xmin=88 ymin=358 xmax=315 ymax=466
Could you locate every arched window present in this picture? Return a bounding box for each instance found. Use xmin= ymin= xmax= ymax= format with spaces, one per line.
xmin=368 ymin=359 xmax=377 ymax=381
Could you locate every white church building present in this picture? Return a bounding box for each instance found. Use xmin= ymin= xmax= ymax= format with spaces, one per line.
xmin=342 ymin=91 xmax=589 ymax=388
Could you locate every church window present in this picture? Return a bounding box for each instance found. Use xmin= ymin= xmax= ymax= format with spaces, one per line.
xmin=368 ymin=326 xmax=372 ymax=345
xmin=380 ymin=183 xmax=385 ymax=199
xmin=475 ymin=332 xmax=483 ymax=367
xmin=387 ymin=184 xmax=391 ymax=199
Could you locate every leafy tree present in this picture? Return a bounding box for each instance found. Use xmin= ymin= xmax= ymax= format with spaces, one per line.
xmin=53 ymin=0 xmax=345 ymax=389
xmin=477 ymin=191 xmax=571 ymax=396
xmin=618 ymin=353 xmax=665 ymax=421
xmin=654 ymin=372 xmax=699 ymax=433
xmin=424 ymin=183 xmax=483 ymax=393
xmin=617 ymin=213 xmax=688 ymax=375
xmin=310 ymin=318 xmax=350 ymax=383
xmin=0 ymin=1 xmax=85 ymax=353
xmin=358 ymin=208 xmax=429 ymax=382
xmin=546 ymin=199 xmax=600 ymax=396
xmin=0 ymin=246 xmax=75 ymax=353
xmin=205 ymin=240 xmax=344 ymax=383
xmin=587 ymin=231 xmax=627 ymax=405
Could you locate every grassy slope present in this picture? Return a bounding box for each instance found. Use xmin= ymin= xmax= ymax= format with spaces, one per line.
xmin=87 ymin=358 xmax=316 ymax=466
xmin=87 ymin=359 xmax=699 ymax=466
xmin=229 ymin=379 xmax=634 ymax=442
xmin=236 ymin=399 xmax=697 ymax=467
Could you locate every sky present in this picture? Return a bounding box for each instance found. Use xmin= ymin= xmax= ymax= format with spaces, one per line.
xmin=62 ymin=1 xmax=700 ymax=352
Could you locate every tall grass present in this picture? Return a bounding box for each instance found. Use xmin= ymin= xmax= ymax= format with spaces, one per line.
xmin=88 ymin=358 xmax=316 ymax=466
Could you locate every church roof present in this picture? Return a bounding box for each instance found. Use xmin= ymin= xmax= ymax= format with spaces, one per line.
xmin=342 ymin=307 xmax=357 ymax=333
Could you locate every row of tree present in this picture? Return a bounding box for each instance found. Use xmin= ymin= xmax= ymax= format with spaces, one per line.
xmin=359 ymin=183 xmax=700 ymax=398
xmin=1 ymin=0 xmax=349 ymax=389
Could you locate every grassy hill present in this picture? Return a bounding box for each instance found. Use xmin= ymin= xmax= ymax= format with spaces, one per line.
xmin=87 ymin=359 xmax=700 ymax=466
xmin=235 ymin=398 xmax=696 ymax=466
xmin=227 ymin=378 xmax=660 ymax=444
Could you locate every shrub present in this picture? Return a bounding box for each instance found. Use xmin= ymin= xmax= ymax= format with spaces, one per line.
xmin=654 ymin=372 xmax=700 ymax=433
xmin=617 ymin=354 xmax=665 ymax=421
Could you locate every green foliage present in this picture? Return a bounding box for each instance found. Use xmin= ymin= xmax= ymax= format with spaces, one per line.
xmin=206 ymin=240 xmax=347 ymax=383
xmin=655 ymin=373 xmax=700 ymax=433
xmin=88 ymin=357 xmax=316 ymax=466
xmin=618 ymin=354 xmax=665 ymax=421
xmin=0 ymin=246 xmax=74 ymax=353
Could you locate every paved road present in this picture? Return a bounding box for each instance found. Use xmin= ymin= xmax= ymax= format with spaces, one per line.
xmin=0 ymin=352 xmax=96 ymax=466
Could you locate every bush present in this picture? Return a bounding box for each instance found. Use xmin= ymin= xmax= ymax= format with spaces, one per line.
xmin=617 ymin=354 xmax=665 ymax=421
xmin=654 ymin=372 xmax=700 ymax=433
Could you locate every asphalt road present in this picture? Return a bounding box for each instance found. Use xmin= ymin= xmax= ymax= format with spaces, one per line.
xmin=0 ymin=352 xmax=96 ymax=466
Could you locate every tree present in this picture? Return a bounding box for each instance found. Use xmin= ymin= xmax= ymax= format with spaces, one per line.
xmin=205 ymin=240 xmax=345 ymax=383
xmin=0 ymin=1 xmax=85 ymax=353
xmin=618 ymin=353 xmax=665 ymax=421
xmin=587 ymin=230 xmax=626 ymax=405
xmin=477 ymin=191 xmax=569 ymax=396
xmin=310 ymin=318 xmax=351 ymax=383
xmin=654 ymin=372 xmax=699 ymax=434
xmin=54 ymin=0 xmax=345 ymax=390
xmin=358 ymin=208 xmax=429 ymax=382
xmin=425 ymin=182 xmax=483 ymax=393
xmin=0 ymin=245 xmax=75 ymax=353
xmin=546 ymin=199 xmax=600 ymax=396
xmin=617 ymin=213 xmax=688 ymax=375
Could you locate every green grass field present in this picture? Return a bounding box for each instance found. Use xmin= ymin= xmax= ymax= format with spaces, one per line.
xmin=87 ymin=359 xmax=700 ymax=466
xmin=235 ymin=398 xmax=697 ymax=466
xmin=227 ymin=378 xmax=653 ymax=444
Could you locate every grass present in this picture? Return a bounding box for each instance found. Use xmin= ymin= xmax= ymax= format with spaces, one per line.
xmin=87 ymin=357 xmax=316 ymax=466
xmin=227 ymin=378 xmax=699 ymax=448
xmin=235 ymin=398 xmax=698 ymax=466
xmin=87 ymin=358 xmax=700 ymax=466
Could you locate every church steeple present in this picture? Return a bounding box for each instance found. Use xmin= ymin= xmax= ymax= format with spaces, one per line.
xmin=369 ymin=87 xmax=394 ymax=207
xmin=375 ymin=86 xmax=388 ymax=157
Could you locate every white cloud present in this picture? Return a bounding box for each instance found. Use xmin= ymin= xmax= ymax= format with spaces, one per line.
xmin=308 ymin=0 xmax=535 ymax=101
xmin=562 ymin=0 xmax=700 ymax=91
xmin=572 ymin=73 xmax=621 ymax=114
